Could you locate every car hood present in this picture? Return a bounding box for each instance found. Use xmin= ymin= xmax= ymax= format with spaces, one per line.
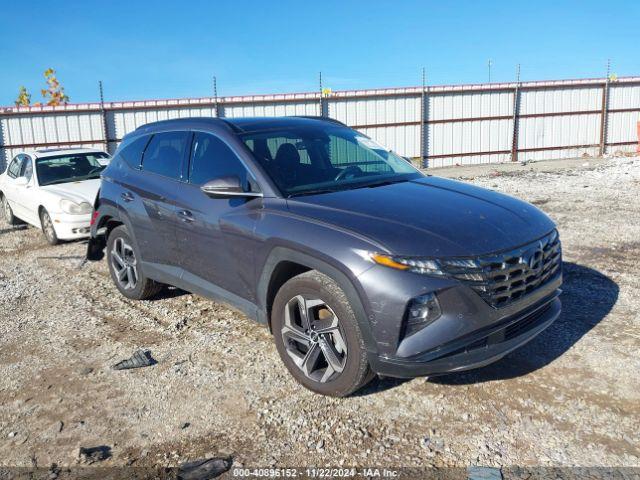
xmin=40 ymin=179 xmax=101 ymax=205
xmin=286 ymin=176 xmax=556 ymax=257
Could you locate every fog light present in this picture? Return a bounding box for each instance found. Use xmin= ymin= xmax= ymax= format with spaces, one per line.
xmin=405 ymin=293 xmax=442 ymax=337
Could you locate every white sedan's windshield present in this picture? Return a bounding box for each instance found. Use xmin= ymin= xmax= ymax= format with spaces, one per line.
xmin=36 ymin=153 xmax=109 ymax=186
xmin=241 ymin=125 xmax=421 ymax=196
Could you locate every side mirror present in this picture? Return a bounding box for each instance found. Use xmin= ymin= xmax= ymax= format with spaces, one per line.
xmin=200 ymin=175 xmax=263 ymax=199
xmin=14 ymin=177 xmax=29 ymax=187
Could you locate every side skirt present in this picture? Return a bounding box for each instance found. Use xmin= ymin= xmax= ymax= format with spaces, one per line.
xmin=141 ymin=261 xmax=262 ymax=324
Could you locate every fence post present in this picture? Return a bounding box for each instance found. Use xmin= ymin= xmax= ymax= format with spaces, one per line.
xmin=98 ymin=81 xmax=110 ymax=153
xmin=0 ymin=111 xmax=5 ymax=172
xmin=318 ymin=72 xmax=326 ymax=117
xmin=599 ymin=60 xmax=611 ymax=156
xmin=420 ymin=68 xmax=427 ymax=167
xmin=213 ymin=76 xmax=219 ymax=117
xmin=510 ymin=65 xmax=521 ymax=162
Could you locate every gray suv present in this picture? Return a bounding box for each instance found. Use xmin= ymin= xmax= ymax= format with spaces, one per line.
xmin=87 ymin=116 xmax=562 ymax=396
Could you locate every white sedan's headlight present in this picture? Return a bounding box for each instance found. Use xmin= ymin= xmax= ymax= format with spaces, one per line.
xmin=60 ymin=198 xmax=92 ymax=215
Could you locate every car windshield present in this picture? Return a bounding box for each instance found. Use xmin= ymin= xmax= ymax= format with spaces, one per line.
xmin=240 ymin=124 xmax=422 ymax=197
xmin=36 ymin=153 xmax=109 ymax=186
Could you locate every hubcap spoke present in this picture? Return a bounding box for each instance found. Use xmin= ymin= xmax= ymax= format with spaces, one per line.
xmin=300 ymin=343 xmax=321 ymax=376
xmin=126 ymin=266 xmax=136 ymax=289
xmin=117 ymin=266 xmax=127 ymax=281
xmin=318 ymin=335 xmax=345 ymax=374
xmin=111 ymin=250 xmax=125 ymax=269
xmin=282 ymin=324 xmax=311 ymax=345
xmin=294 ymin=295 xmax=310 ymax=331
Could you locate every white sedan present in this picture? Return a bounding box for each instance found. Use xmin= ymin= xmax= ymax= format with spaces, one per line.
xmin=0 ymin=148 xmax=110 ymax=244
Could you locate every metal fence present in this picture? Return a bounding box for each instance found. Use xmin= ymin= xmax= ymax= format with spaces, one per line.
xmin=1 ymin=75 xmax=639 ymax=170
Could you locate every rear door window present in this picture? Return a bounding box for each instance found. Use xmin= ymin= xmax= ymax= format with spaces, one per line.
xmin=142 ymin=131 xmax=190 ymax=180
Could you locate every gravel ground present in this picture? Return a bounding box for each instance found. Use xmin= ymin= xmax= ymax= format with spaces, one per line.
xmin=0 ymin=156 xmax=639 ymax=475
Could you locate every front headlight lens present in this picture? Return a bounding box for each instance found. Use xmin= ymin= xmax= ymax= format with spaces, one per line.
xmin=371 ymin=253 xmax=444 ymax=276
xmin=60 ymin=198 xmax=92 ymax=215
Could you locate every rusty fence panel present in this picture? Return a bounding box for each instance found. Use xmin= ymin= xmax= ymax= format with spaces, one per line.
xmin=1 ymin=76 xmax=639 ymax=171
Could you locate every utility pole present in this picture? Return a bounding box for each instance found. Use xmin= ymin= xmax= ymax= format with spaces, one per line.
xmin=487 ymin=59 xmax=493 ymax=83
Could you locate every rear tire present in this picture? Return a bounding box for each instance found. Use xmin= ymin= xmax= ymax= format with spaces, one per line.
xmin=271 ymin=270 xmax=375 ymax=397
xmin=107 ymin=225 xmax=162 ymax=300
xmin=2 ymin=195 xmax=19 ymax=226
xmin=40 ymin=209 xmax=59 ymax=245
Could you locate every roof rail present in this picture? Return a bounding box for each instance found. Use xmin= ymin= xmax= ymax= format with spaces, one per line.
xmin=293 ymin=116 xmax=347 ymax=127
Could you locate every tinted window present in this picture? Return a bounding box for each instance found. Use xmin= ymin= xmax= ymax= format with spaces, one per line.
xmin=240 ymin=125 xmax=419 ymax=196
xmin=189 ymin=133 xmax=248 ymax=187
xmin=119 ymin=135 xmax=150 ymax=169
xmin=7 ymin=157 xmax=22 ymax=178
xmin=142 ymin=131 xmax=190 ymax=180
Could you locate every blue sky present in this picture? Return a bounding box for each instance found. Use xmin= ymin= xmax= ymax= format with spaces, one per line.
xmin=0 ymin=0 xmax=638 ymax=106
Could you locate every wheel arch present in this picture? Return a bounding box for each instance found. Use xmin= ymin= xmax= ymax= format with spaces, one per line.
xmin=257 ymin=247 xmax=378 ymax=356
xmin=86 ymin=204 xmax=132 ymax=261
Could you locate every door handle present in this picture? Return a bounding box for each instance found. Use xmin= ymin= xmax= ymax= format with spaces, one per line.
xmin=178 ymin=210 xmax=194 ymax=223
xmin=121 ymin=192 xmax=134 ymax=203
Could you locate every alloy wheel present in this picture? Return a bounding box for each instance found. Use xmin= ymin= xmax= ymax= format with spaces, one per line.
xmin=281 ymin=295 xmax=348 ymax=383
xmin=111 ymin=237 xmax=138 ymax=290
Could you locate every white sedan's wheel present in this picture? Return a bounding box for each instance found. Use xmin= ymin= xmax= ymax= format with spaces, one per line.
xmin=2 ymin=196 xmax=18 ymax=225
xmin=40 ymin=209 xmax=59 ymax=245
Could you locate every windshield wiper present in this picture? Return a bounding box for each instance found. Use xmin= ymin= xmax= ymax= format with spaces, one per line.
xmin=353 ymin=178 xmax=410 ymax=189
xmin=288 ymin=188 xmax=338 ymax=198
xmin=42 ymin=179 xmax=75 ymax=186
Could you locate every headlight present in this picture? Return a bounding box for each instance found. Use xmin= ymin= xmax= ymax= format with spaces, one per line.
xmin=60 ymin=198 xmax=92 ymax=215
xmin=370 ymin=253 xmax=444 ymax=276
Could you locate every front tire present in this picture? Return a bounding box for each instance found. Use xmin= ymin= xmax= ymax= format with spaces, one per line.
xmin=271 ymin=270 xmax=375 ymax=397
xmin=40 ymin=209 xmax=59 ymax=245
xmin=107 ymin=225 xmax=162 ymax=300
xmin=2 ymin=195 xmax=19 ymax=226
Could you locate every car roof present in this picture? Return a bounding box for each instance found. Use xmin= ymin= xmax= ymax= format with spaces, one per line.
xmin=20 ymin=147 xmax=108 ymax=159
xmin=222 ymin=116 xmax=347 ymax=132
xmin=133 ymin=116 xmax=347 ymax=135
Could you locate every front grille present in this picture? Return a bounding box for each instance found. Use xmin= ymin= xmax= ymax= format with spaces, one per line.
xmin=439 ymin=230 xmax=562 ymax=308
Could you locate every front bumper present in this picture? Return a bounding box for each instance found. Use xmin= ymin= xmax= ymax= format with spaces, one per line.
xmin=356 ymin=260 xmax=563 ymax=378
xmin=49 ymin=212 xmax=92 ymax=240
xmin=370 ymin=293 xmax=561 ymax=378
